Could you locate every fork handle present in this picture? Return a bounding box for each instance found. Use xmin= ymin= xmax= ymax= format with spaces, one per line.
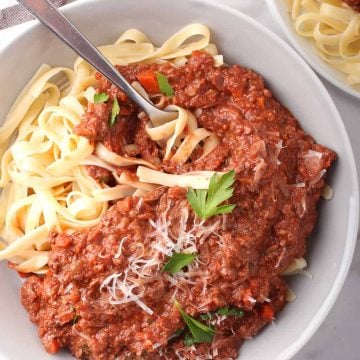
xmin=18 ymin=0 xmax=152 ymax=111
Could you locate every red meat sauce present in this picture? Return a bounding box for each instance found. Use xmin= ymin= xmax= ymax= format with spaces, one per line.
xmin=21 ymin=51 xmax=335 ymax=359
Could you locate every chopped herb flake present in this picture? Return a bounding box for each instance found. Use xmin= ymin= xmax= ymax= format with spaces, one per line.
xmin=156 ymin=72 xmax=174 ymax=97
xmin=174 ymin=300 xmax=215 ymax=344
xmin=72 ymin=314 xmax=80 ymax=325
xmin=110 ymin=97 xmax=120 ymax=127
xmin=162 ymin=253 xmax=197 ymax=274
xmin=184 ymin=333 xmax=197 ymax=347
xmin=200 ymin=313 xmax=212 ymax=321
xmin=94 ymin=92 xmax=109 ymax=104
xmin=217 ymin=306 xmax=244 ymax=317
xmin=186 ymin=170 xmax=236 ymax=220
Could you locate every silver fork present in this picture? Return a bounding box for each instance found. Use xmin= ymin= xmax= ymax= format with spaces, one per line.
xmin=18 ymin=0 xmax=178 ymax=123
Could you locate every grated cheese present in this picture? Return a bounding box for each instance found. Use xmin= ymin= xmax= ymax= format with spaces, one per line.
xmin=135 ymin=197 xmax=144 ymax=211
xmin=210 ymin=313 xmax=227 ymax=326
xmin=100 ymin=271 xmax=154 ymax=315
xmin=292 ymin=182 xmax=305 ymax=188
xmin=100 ymin=197 xmax=222 ymax=315
xmin=309 ymin=169 xmax=326 ymax=187
xmin=302 ymin=150 xmax=323 ymax=159
xmin=64 ymin=283 xmax=73 ymax=294
xmin=274 ymin=139 xmax=284 ymax=166
xmin=275 ymin=247 xmax=286 ymax=268
xmin=253 ymin=158 xmax=266 ymax=185
xmin=114 ymin=236 xmax=129 ymax=259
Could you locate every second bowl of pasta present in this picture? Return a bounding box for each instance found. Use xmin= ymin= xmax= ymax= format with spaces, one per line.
xmin=267 ymin=0 xmax=360 ymax=99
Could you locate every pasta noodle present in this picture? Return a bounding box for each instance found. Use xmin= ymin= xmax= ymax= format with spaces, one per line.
xmin=288 ymin=0 xmax=360 ymax=89
xmin=0 ymin=24 xmax=223 ymax=273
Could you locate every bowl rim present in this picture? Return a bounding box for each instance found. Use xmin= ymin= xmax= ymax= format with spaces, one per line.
xmin=0 ymin=0 xmax=358 ymax=359
xmin=266 ymin=0 xmax=360 ymax=100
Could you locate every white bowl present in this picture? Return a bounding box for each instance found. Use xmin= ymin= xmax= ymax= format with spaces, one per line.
xmin=0 ymin=0 xmax=358 ymax=359
xmin=266 ymin=0 xmax=360 ymax=100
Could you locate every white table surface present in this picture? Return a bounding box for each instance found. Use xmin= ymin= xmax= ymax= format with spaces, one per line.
xmin=0 ymin=1 xmax=359 ymax=359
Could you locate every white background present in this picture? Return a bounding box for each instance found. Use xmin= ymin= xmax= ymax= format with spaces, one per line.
xmin=0 ymin=1 xmax=359 ymax=359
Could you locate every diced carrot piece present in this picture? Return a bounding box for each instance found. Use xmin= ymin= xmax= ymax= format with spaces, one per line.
xmin=137 ymin=69 xmax=159 ymax=94
xmin=45 ymin=339 xmax=61 ymax=354
xmin=257 ymin=97 xmax=265 ymax=109
xmin=260 ymin=304 xmax=274 ymax=321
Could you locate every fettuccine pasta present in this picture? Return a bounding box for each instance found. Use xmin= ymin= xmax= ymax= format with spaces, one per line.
xmin=288 ymin=0 xmax=360 ymax=89
xmin=0 ymin=24 xmax=223 ymax=273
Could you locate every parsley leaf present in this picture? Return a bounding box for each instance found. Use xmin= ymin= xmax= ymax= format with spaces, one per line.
xmin=186 ymin=170 xmax=236 ymax=220
xmin=217 ymin=306 xmax=244 ymax=317
xmin=94 ymin=92 xmax=109 ymax=104
xmin=110 ymin=97 xmax=120 ymax=127
xmin=200 ymin=313 xmax=212 ymax=321
xmin=174 ymin=300 xmax=215 ymax=344
xmin=156 ymin=72 xmax=174 ymax=97
xmin=169 ymin=327 xmax=185 ymax=341
xmin=70 ymin=306 xmax=80 ymax=325
xmin=184 ymin=333 xmax=197 ymax=347
xmin=162 ymin=253 xmax=197 ymax=274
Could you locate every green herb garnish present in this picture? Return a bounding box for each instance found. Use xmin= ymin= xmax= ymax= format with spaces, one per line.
xmin=217 ymin=306 xmax=244 ymax=317
xmin=200 ymin=313 xmax=212 ymax=321
xmin=72 ymin=314 xmax=80 ymax=325
xmin=184 ymin=333 xmax=198 ymax=347
xmin=156 ymin=72 xmax=174 ymax=97
xmin=162 ymin=253 xmax=197 ymax=274
xmin=110 ymin=97 xmax=120 ymax=127
xmin=174 ymin=300 xmax=215 ymax=344
xmin=186 ymin=170 xmax=236 ymax=220
xmin=94 ymin=92 xmax=109 ymax=104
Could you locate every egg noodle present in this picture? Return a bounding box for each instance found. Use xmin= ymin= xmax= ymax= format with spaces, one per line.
xmin=288 ymin=0 xmax=360 ymax=89
xmin=0 ymin=24 xmax=225 ymax=274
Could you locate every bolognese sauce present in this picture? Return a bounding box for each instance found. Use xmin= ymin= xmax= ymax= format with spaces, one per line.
xmin=21 ymin=51 xmax=335 ymax=359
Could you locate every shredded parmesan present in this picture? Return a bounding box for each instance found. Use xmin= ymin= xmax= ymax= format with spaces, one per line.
xmin=100 ymin=244 xmax=161 ymax=315
xmin=246 ymin=296 xmax=256 ymax=304
xmin=100 ymin=272 xmax=154 ymax=315
xmin=114 ymin=236 xmax=129 ymax=259
xmin=293 ymin=182 xmax=305 ymax=188
xmin=300 ymin=195 xmax=307 ymax=217
xmin=64 ymin=283 xmax=73 ymax=294
xmin=210 ymin=313 xmax=227 ymax=326
xmin=135 ymin=197 xmax=144 ymax=211
xmin=253 ymin=158 xmax=266 ymax=185
xmin=309 ymin=169 xmax=326 ymax=187
xmin=302 ymin=150 xmax=323 ymax=159
xmin=274 ymin=139 xmax=284 ymax=166
xmin=275 ymin=247 xmax=286 ymax=268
